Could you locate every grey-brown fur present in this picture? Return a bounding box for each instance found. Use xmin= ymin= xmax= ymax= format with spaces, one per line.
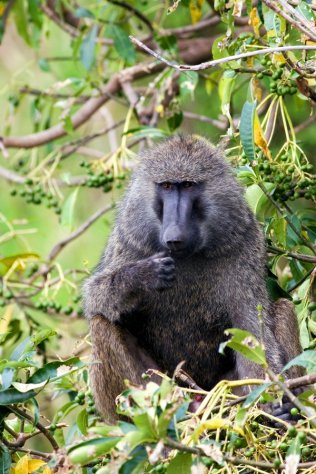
xmin=83 ymin=135 xmax=302 ymax=422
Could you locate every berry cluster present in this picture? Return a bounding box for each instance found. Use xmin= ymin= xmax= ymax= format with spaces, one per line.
xmin=10 ymin=179 xmax=62 ymax=214
xmin=257 ymin=60 xmax=298 ymax=97
xmin=79 ymin=160 xmax=126 ymax=191
xmin=34 ymin=293 xmax=83 ymax=316
xmin=240 ymin=152 xmax=315 ymax=202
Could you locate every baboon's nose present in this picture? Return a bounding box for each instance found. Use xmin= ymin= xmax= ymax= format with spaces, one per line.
xmin=166 ymin=239 xmax=185 ymax=251
xmin=163 ymin=225 xmax=186 ymax=251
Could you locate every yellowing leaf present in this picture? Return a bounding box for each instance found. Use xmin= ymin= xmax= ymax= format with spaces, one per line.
xmin=250 ymin=7 xmax=260 ymax=35
xmin=233 ymin=0 xmax=243 ymax=17
xmin=28 ymin=460 xmax=47 ymax=473
xmin=0 ymin=303 xmax=14 ymax=333
xmin=273 ymin=53 xmax=286 ymax=65
xmin=189 ymin=0 xmax=204 ymax=24
xmin=42 ymin=467 xmax=52 ymax=474
xmin=0 ymin=2 xmax=5 ymax=16
xmin=14 ymin=456 xmax=29 ymax=474
xmin=193 ymin=418 xmax=244 ymax=440
xmin=252 ymin=77 xmax=262 ymax=102
xmin=254 ymin=113 xmax=271 ymax=158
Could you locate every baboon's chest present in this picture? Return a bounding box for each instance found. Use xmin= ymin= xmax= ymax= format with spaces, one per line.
xmin=122 ymin=269 xmax=233 ymax=387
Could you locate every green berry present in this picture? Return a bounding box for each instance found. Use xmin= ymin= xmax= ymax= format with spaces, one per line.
xmin=302 ymin=447 xmax=311 ymax=457
xmin=274 ymin=458 xmax=281 ymax=468
xmin=287 ymin=426 xmax=297 ymax=437
xmin=63 ymin=306 xmax=73 ymax=315
xmin=290 ymin=407 xmax=299 ymax=416
xmin=308 ymin=301 xmax=316 ymax=312
xmin=298 ymin=432 xmax=307 ymax=443
xmin=10 ymin=189 xmax=17 ymax=196
xmin=25 ymin=178 xmax=33 ymax=185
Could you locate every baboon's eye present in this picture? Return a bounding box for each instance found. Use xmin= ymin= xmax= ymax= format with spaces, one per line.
xmin=182 ymin=181 xmax=194 ymax=188
xmin=161 ymin=182 xmax=172 ymax=189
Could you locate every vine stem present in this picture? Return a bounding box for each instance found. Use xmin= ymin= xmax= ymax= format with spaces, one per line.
xmin=129 ymin=38 xmax=316 ymax=72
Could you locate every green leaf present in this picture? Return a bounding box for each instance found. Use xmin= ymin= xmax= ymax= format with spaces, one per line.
xmin=63 ymin=115 xmax=74 ymax=135
xmin=167 ymin=112 xmax=183 ymax=132
xmin=68 ymin=437 xmax=121 ymax=465
xmin=13 ymin=0 xmax=31 ymax=45
xmin=75 ymin=7 xmax=95 ymax=19
xmin=119 ymin=446 xmax=147 ymax=474
xmin=166 ymin=453 xmax=192 ymax=474
xmin=107 ymin=25 xmax=136 ymax=65
xmin=220 ymin=328 xmax=267 ymax=366
xmin=282 ymin=350 xmax=316 ymax=372
xmin=219 ymin=70 xmax=236 ymax=124
xmin=242 ymin=382 xmax=272 ymax=408
xmin=0 ymin=388 xmax=36 ymax=405
xmin=0 ymin=446 xmax=11 ymax=474
xmin=285 ymin=434 xmax=302 ymax=471
xmin=38 ymin=58 xmax=50 ymax=72
xmin=12 ymin=380 xmax=47 ymax=392
xmin=245 ymin=183 xmax=274 ymax=220
xmin=179 ymin=71 xmax=199 ymax=99
xmin=240 ymin=101 xmax=256 ymax=161
xmin=61 ymin=188 xmax=80 ymax=232
xmin=77 ymin=409 xmax=88 ymax=435
xmin=28 ymin=357 xmax=82 ymax=383
xmin=80 ymin=25 xmax=98 ymax=70
xmin=123 ymin=127 xmax=169 ymax=140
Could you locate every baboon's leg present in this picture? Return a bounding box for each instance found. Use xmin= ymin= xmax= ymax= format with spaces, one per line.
xmin=90 ymin=315 xmax=160 ymax=422
xmin=272 ymin=298 xmax=304 ymax=378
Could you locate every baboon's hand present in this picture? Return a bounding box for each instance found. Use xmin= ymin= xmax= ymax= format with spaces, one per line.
xmin=137 ymin=252 xmax=175 ymax=291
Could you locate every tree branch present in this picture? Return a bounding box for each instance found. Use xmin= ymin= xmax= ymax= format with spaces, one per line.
xmin=262 ymin=0 xmax=316 ymax=42
xmin=268 ymin=245 xmax=316 ymax=264
xmin=130 ymin=37 xmax=316 ymax=71
xmin=47 ymin=203 xmax=114 ymax=262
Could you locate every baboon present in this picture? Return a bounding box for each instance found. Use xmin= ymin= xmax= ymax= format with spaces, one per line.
xmin=83 ymin=135 xmax=302 ymax=422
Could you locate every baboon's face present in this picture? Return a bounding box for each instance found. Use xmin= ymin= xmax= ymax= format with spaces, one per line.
xmin=154 ymin=181 xmax=205 ymax=257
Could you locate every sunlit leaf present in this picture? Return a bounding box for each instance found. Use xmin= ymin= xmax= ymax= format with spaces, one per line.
xmin=220 ymin=328 xmax=267 ymax=367
xmin=68 ymin=437 xmax=121 ymax=465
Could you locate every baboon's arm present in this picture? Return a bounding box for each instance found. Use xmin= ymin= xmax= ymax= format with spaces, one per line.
xmin=84 ymin=252 xmax=175 ymax=321
xmin=90 ymin=315 xmax=160 ymax=421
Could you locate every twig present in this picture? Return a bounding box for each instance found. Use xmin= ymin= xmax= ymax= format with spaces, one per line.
xmin=9 ymin=406 xmax=59 ymax=450
xmin=47 ymin=204 xmax=114 ymax=262
xmin=108 ymin=0 xmax=154 ymax=32
xmin=262 ymin=0 xmax=316 ymax=42
xmin=1 ymin=61 xmax=165 ymax=149
xmin=1 ymin=441 xmax=51 ymax=461
xmin=268 ymin=245 xmax=316 ymax=263
xmin=1 ymin=0 xmax=16 ymax=31
xmin=294 ymin=113 xmax=316 ymax=133
xmin=288 ymin=268 xmax=314 ymax=293
xmin=19 ymin=86 xmax=91 ymax=103
xmin=165 ymin=437 xmax=316 ymax=470
xmin=266 ymin=369 xmax=316 ymax=428
xmin=183 ymin=111 xmax=228 ymax=130
xmin=258 ymin=182 xmax=316 ymax=255
xmin=129 ymin=37 xmax=316 ymax=71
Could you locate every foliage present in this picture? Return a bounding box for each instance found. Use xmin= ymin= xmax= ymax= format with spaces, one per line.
xmin=0 ymin=0 xmax=315 ymax=472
